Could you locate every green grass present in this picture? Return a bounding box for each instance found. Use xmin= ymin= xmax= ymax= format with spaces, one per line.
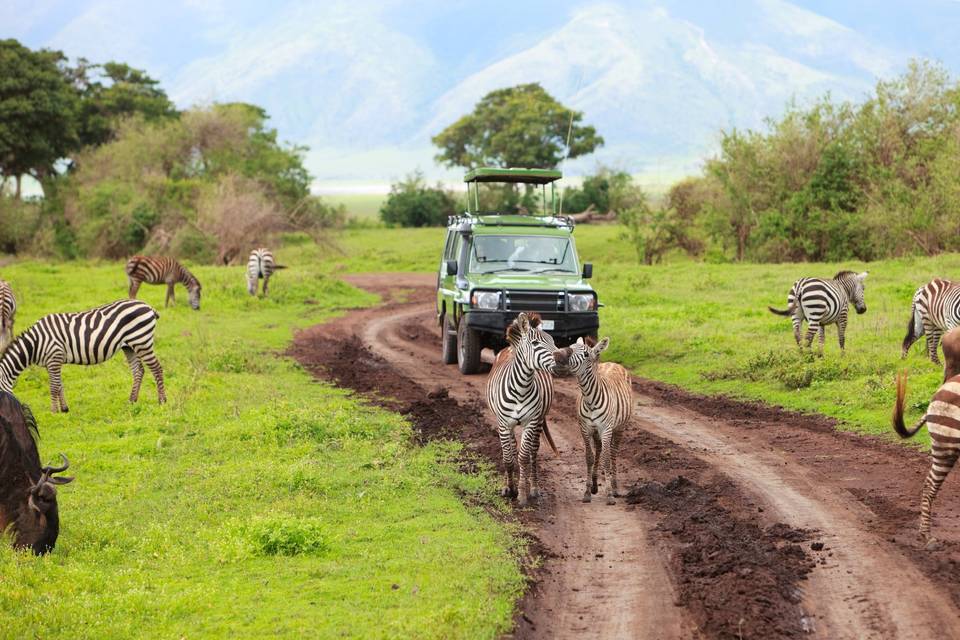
xmin=328 ymin=193 xmax=386 ymax=220
xmin=329 ymin=225 xmax=955 ymax=442
xmin=0 ymin=237 xmax=523 ymax=639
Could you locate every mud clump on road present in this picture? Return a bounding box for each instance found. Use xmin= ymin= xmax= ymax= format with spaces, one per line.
xmin=628 ymin=475 xmax=815 ymax=639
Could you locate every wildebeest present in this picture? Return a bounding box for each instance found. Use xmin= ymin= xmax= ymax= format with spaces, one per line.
xmin=0 ymin=391 xmax=73 ymax=554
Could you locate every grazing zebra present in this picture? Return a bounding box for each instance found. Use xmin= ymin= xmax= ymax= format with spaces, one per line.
xmin=894 ymin=371 xmax=960 ymax=542
xmin=246 ymin=248 xmax=285 ymax=297
xmin=768 ymin=271 xmax=868 ymax=351
xmin=902 ymin=278 xmax=960 ymax=364
xmin=0 ymin=300 xmax=166 ymax=413
xmin=554 ymin=336 xmax=632 ymax=504
xmin=486 ymin=313 xmax=559 ymax=506
xmin=0 ymin=280 xmax=16 ymax=353
xmin=126 ymin=256 xmax=202 ymax=310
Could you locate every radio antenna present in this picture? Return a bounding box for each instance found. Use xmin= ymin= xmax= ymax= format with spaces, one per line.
xmin=557 ymin=70 xmax=584 ymax=217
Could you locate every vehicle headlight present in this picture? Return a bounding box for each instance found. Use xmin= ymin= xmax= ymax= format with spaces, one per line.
xmin=471 ymin=291 xmax=501 ymax=310
xmin=568 ymin=293 xmax=596 ymax=312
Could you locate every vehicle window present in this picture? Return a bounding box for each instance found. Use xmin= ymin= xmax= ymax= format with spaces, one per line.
xmin=451 ymin=234 xmax=463 ymax=262
xmin=442 ymin=232 xmax=454 ymax=261
xmin=469 ymin=236 xmax=577 ymax=274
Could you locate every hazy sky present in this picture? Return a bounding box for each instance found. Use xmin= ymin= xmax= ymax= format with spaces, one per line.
xmin=5 ymin=1 xmax=959 ymax=188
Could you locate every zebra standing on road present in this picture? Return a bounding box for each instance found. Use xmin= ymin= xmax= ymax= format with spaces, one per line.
xmin=894 ymin=371 xmax=960 ymax=542
xmin=768 ymin=271 xmax=868 ymax=351
xmin=126 ymin=256 xmax=202 ymax=310
xmin=902 ymin=278 xmax=960 ymax=364
xmin=246 ymin=248 xmax=285 ymax=297
xmin=486 ymin=313 xmax=558 ymax=507
xmin=0 ymin=280 xmax=16 ymax=353
xmin=0 ymin=300 xmax=166 ymax=413
xmin=553 ymin=336 xmax=633 ymax=504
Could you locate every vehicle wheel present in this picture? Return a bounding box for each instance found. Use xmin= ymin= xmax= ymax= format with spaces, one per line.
xmin=457 ymin=318 xmax=483 ymax=374
xmin=441 ymin=314 xmax=457 ymax=364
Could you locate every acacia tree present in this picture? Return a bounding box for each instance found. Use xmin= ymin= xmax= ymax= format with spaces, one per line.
xmin=432 ymin=83 xmax=603 ymax=169
xmin=0 ymin=39 xmax=79 ymax=197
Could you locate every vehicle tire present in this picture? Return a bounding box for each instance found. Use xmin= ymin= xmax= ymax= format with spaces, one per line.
xmin=441 ymin=314 xmax=457 ymax=365
xmin=457 ymin=318 xmax=483 ymax=374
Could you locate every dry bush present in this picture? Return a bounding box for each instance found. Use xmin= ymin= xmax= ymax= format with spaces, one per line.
xmin=196 ymin=173 xmax=284 ymax=265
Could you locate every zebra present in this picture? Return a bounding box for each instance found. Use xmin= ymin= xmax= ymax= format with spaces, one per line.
xmin=768 ymin=271 xmax=868 ymax=351
xmin=246 ymin=248 xmax=286 ymax=297
xmin=894 ymin=371 xmax=960 ymax=542
xmin=554 ymin=336 xmax=633 ymax=504
xmin=901 ymin=278 xmax=960 ymax=364
xmin=126 ymin=256 xmax=202 ymax=310
xmin=486 ymin=312 xmax=559 ymax=507
xmin=0 ymin=300 xmax=166 ymax=413
xmin=0 ymin=280 xmax=16 ymax=353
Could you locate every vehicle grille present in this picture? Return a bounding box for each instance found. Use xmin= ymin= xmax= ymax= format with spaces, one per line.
xmin=504 ymin=290 xmax=565 ymax=312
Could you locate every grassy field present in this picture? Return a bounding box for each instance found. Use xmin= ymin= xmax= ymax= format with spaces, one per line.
xmin=0 ymin=236 xmax=523 ymax=639
xmin=327 ymin=193 xmax=386 ymax=220
xmin=330 ymin=225 xmax=955 ymax=443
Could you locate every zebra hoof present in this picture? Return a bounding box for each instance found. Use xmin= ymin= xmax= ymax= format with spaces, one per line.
xmin=529 ymin=488 xmax=540 ymax=499
xmin=606 ymin=497 xmax=616 ymax=505
xmin=924 ymin=538 xmax=942 ymax=551
xmin=582 ymin=493 xmax=592 ymax=503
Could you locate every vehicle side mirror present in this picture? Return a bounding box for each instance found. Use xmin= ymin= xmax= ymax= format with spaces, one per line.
xmin=582 ymin=263 xmax=593 ymax=279
xmin=446 ymin=260 xmax=458 ymax=276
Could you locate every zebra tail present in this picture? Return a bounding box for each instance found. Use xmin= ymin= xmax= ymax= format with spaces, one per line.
xmin=272 ymin=264 xmax=288 ymax=270
xmin=768 ymin=304 xmax=795 ymax=317
xmin=893 ymin=371 xmax=926 ymax=439
xmin=901 ymin=304 xmax=921 ymax=355
xmin=541 ymin=421 xmax=559 ymax=457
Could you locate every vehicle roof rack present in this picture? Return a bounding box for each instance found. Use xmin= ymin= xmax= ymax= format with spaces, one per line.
xmin=447 ymin=213 xmax=575 ymax=230
xmin=463 ymin=167 xmax=562 ymax=185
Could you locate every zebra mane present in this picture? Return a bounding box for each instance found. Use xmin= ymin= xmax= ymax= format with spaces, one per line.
xmin=505 ymin=313 xmax=542 ymax=345
xmin=833 ymin=270 xmax=857 ymax=280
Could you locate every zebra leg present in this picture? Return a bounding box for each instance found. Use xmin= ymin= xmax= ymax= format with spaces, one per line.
xmin=128 ymin=278 xmax=141 ymax=299
xmin=610 ymin=427 xmax=623 ymax=498
xmin=927 ymin=329 xmax=943 ymax=365
xmin=591 ymin=430 xmax=602 ymax=494
xmin=247 ymin=277 xmax=257 ymax=296
xmin=135 ymin=346 xmax=166 ymax=404
xmin=804 ymin=322 xmax=818 ymax=350
xmin=818 ymin=326 xmax=826 ymax=352
xmin=599 ymin=429 xmax=616 ymax=505
xmin=517 ymin=426 xmax=539 ymax=507
xmin=792 ymin=314 xmax=802 ymax=347
xmin=838 ymin=312 xmax=848 ymax=353
xmin=165 ymin=282 xmax=175 ymax=307
xmin=581 ymin=426 xmax=595 ymax=503
xmin=262 ymin=275 xmax=270 ymax=297
xmin=46 ymin=360 xmax=67 ymax=413
xmin=123 ymin=347 xmax=145 ymax=403
xmin=528 ymin=421 xmax=542 ymax=500
xmin=498 ymin=422 xmax=518 ymax=499
xmin=919 ymin=445 xmax=959 ymax=540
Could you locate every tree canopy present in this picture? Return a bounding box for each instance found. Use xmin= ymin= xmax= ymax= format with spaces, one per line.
xmin=432 ymin=83 xmax=603 ymax=170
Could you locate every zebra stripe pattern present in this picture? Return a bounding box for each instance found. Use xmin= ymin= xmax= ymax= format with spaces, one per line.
xmin=902 ymin=278 xmax=960 ymax=364
xmin=0 ymin=280 xmax=16 ymax=353
xmin=894 ymin=371 xmax=960 ymax=540
xmin=247 ymin=248 xmax=283 ymax=297
xmin=485 ymin=313 xmax=557 ymax=506
xmin=554 ymin=336 xmax=633 ymax=504
xmin=768 ymin=270 xmax=868 ymax=351
xmin=126 ymin=256 xmax=202 ymax=310
xmin=0 ymin=299 xmax=166 ymax=413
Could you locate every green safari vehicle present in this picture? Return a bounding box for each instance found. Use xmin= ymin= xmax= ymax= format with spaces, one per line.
xmin=437 ymin=167 xmax=599 ymax=374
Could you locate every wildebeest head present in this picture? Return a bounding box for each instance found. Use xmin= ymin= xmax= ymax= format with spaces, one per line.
xmin=0 ymin=392 xmax=73 ymax=555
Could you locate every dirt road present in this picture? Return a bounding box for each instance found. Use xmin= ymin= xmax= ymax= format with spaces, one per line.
xmin=291 ymin=273 xmax=960 ymax=639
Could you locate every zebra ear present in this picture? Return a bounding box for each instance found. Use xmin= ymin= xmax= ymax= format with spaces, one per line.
xmin=857 ymin=271 xmax=868 ymax=281
xmin=575 ymin=337 xmax=584 ymax=346
xmin=593 ymin=337 xmax=610 ymax=355
xmin=516 ymin=313 xmax=530 ymax=332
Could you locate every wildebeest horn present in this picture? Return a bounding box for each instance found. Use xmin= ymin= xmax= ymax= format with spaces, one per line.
xmin=28 ymin=494 xmax=41 ymax=514
xmin=43 ymin=453 xmax=69 ymax=474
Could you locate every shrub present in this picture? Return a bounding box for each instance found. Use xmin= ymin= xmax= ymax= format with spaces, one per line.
xmin=380 ymin=171 xmax=457 ymax=227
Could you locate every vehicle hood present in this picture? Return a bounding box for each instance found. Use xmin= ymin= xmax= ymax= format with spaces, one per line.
xmin=467 ymin=272 xmax=592 ymax=291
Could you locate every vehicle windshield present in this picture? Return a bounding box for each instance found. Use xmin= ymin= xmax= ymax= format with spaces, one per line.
xmin=469 ymin=235 xmax=578 ymax=274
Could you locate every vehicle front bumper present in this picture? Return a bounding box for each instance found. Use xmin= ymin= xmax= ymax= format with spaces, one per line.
xmin=465 ymin=310 xmax=599 ymax=339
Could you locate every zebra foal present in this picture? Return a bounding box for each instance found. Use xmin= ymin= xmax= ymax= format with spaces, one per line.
xmin=0 ymin=300 xmax=166 ymax=413
xmin=769 ymin=270 xmax=868 ymax=352
xmin=486 ymin=313 xmax=558 ymax=506
xmin=247 ymin=248 xmax=285 ymax=297
xmin=126 ymin=256 xmax=202 ymax=310
xmin=902 ymin=278 xmax=960 ymax=364
xmin=0 ymin=279 xmax=16 ymax=353
xmin=894 ymin=371 xmax=960 ymax=542
xmin=554 ymin=336 xmax=632 ymax=505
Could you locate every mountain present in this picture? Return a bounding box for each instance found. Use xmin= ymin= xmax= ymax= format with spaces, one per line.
xmin=5 ymin=0 xmax=959 ymax=185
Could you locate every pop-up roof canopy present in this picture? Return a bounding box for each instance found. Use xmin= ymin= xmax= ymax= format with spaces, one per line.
xmin=464 ymin=167 xmax=562 ymax=184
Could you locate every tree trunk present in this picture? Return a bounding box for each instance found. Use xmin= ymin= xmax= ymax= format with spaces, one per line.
xmin=14 ymin=175 xmax=21 ymax=200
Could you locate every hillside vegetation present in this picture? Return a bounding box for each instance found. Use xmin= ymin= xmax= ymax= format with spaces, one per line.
xmin=0 ymin=237 xmax=522 ymax=639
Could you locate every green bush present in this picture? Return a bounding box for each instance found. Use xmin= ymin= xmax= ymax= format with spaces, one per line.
xmin=380 ymin=171 xmax=457 ymax=227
